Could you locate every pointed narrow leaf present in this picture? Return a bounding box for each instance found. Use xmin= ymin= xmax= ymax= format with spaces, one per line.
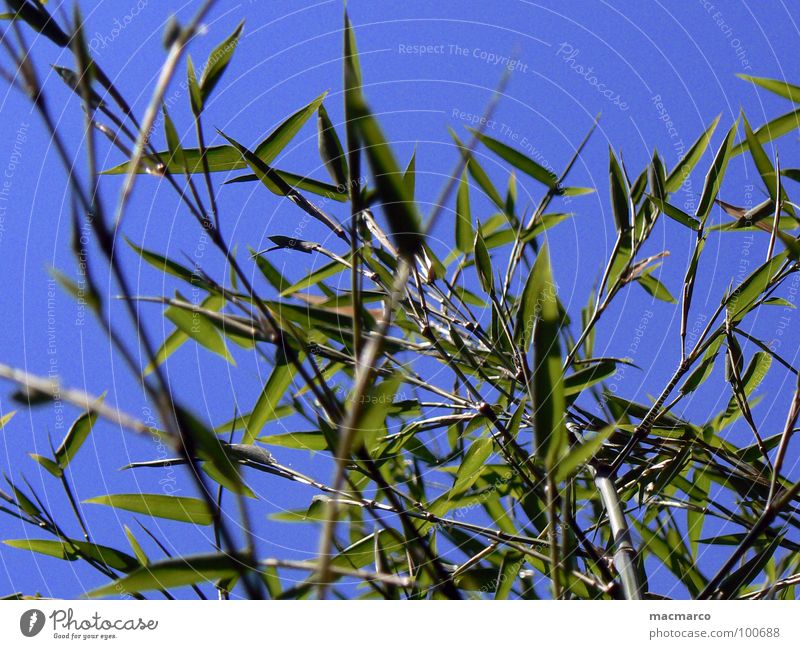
xmin=219 ymin=130 xmax=346 ymax=240
xmin=4 ymin=539 xmax=138 ymax=572
xmin=451 ymin=438 xmax=493 ymax=496
xmin=86 ymin=553 xmax=241 ymax=597
xmin=55 ymin=408 xmax=100 ymax=469
xmin=317 ymin=104 xmax=348 ymax=187
xmin=84 ymin=494 xmax=213 ymax=525
xmin=696 ymin=120 xmax=738 ymax=222
xmin=530 ymin=245 xmax=566 ymax=468
xmin=739 ymin=74 xmax=800 ymax=104
xmin=666 ymin=115 xmax=720 ymax=193
xmin=456 ymin=170 xmax=474 ymax=253
xmin=199 ymin=21 xmax=244 ymax=102
xmin=244 ymin=352 xmax=298 ymax=443
xmin=733 ymin=108 xmax=800 ymax=156
xmin=352 ymin=99 xmax=422 ymax=258
xmin=471 ymin=130 xmax=558 ymax=188
xmin=608 ymin=148 xmax=631 ymax=232
xmin=474 ymin=226 xmax=494 ymax=294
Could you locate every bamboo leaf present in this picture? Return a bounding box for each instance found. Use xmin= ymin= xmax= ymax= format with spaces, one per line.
xmin=563 ymin=360 xmax=617 ymax=396
xmin=647 ymin=195 xmax=700 ymax=231
xmin=554 ymin=426 xmax=614 ymax=482
xmin=725 ymin=250 xmax=789 ymax=322
xmin=165 ymin=294 xmax=234 ymax=365
xmin=456 ymin=170 xmax=474 ymax=253
xmin=199 ymin=21 xmax=244 ymax=103
xmin=244 ymin=352 xmax=298 ymax=443
xmin=218 ymin=130 xmax=346 ymax=240
xmin=665 ymin=115 xmax=719 ymax=193
xmin=4 ymin=539 xmax=139 ymax=573
xmin=530 ymin=245 xmax=566 ymax=468
xmin=104 ymin=93 xmax=326 ymax=175
xmin=609 ymin=148 xmax=631 ymax=232
xmin=6 ymin=0 xmax=69 ymax=48
xmin=451 ymin=437 xmax=493 ymax=497
xmin=470 ymin=130 xmax=558 ymax=189
xmin=86 ymin=553 xmax=241 ymax=597
xmin=474 ymin=226 xmax=494 ymax=294
xmin=636 ymin=273 xmax=677 ymax=303
xmin=55 ymin=407 xmax=100 ymax=469
xmin=732 ymin=108 xmax=800 ymax=156
xmin=696 ymin=120 xmax=738 ymax=223
xmin=317 ymin=104 xmax=348 ymax=187
xmin=738 ymin=74 xmax=800 ymax=104
xmin=84 ymin=494 xmax=213 ymax=525
xmin=351 ymin=98 xmax=423 ymax=258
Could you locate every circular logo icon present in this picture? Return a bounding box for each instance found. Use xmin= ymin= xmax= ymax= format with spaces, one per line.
xmin=20 ymin=609 xmax=45 ymax=637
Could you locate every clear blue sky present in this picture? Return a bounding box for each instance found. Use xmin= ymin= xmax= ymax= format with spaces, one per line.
xmin=1 ymin=0 xmax=799 ymax=598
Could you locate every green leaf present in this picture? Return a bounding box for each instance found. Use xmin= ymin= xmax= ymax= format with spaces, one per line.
xmin=5 ymin=0 xmax=69 ymax=48
xmin=530 ymin=245 xmax=566 ymax=468
xmin=84 ymin=494 xmax=213 ymax=525
xmin=103 ymin=93 xmax=326 ymax=175
xmin=29 ymin=454 xmax=62 ymax=478
xmin=317 ymin=104 xmax=348 ymax=187
xmin=218 ymin=130 xmax=346 ymax=240
xmin=4 ymin=539 xmax=139 ymax=573
xmin=124 ymin=525 xmax=149 ymax=566
xmin=738 ymin=74 xmax=800 ymax=104
xmin=665 ymin=115 xmax=719 ymax=193
xmin=474 ymin=226 xmax=494 ymax=294
xmin=680 ymin=334 xmax=723 ymax=395
xmin=563 ymin=360 xmax=617 ymax=396
xmin=279 ymin=258 xmax=348 ymax=297
xmin=608 ymin=148 xmax=631 ymax=232
xmin=636 ymin=273 xmax=677 ymax=303
xmin=244 ymin=352 xmax=298 ymax=443
xmin=403 ymin=150 xmax=416 ymax=200
xmin=647 ymin=195 xmax=700 ymax=231
xmin=732 ymin=108 xmax=800 ymax=156
xmin=554 ymin=426 xmax=614 ymax=482
xmin=162 ymin=105 xmax=185 ymax=170
xmin=719 ymin=534 xmax=783 ymax=597
xmin=86 ymin=553 xmax=242 ymax=597
xmin=353 ymin=375 xmax=402 ymax=453
xmin=253 ymin=92 xmax=328 ymax=166
xmin=186 ymin=55 xmax=203 ymax=116
xmin=199 ymin=21 xmax=244 ymax=103
xmin=165 ymin=294 xmax=234 ymax=365
xmin=687 ymin=469 xmax=709 ymax=557
xmin=125 ymin=238 xmax=206 ymax=287
xmin=449 ymin=130 xmax=505 ymax=209
xmin=494 ymin=552 xmax=523 ymax=600
xmin=455 ymin=170 xmax=474 ymax=253
xmin=696 ymin=119 xmax=738 ymax=223
xmin=451 ymin=438 xmax=493 ymax=497
xmin=332 ymin=532 xmax=398 ymax=570
xmin=725 ymin=250 xmax=789 ymax=322
xmin=470 ymin=130 xmax=558 ymax=189
xmin=146 ymin=293 xmax=225 ymax=376
xmin=55 ymin=407 xmax=100 ymax=469
xmin=258 ymin=431 xmax=328 ymax=451
xmin=351 ymin=97 xmax=423 ymax=258
xmin=224 ymin=170 xmax=348 ymax=201
xmin=742 ymin=115 xmax=792 ymax=213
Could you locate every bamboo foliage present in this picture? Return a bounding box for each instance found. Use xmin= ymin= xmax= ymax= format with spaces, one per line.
xmin=1 ymin=3 xmax=800 ymax=600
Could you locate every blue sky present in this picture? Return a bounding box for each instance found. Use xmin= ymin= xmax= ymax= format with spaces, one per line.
xmin=0 ymin=0 xmax=799 ymax=599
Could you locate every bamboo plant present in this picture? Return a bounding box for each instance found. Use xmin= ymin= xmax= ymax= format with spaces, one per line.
xmin=1 ymin=1 xmax=800 ymax=600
